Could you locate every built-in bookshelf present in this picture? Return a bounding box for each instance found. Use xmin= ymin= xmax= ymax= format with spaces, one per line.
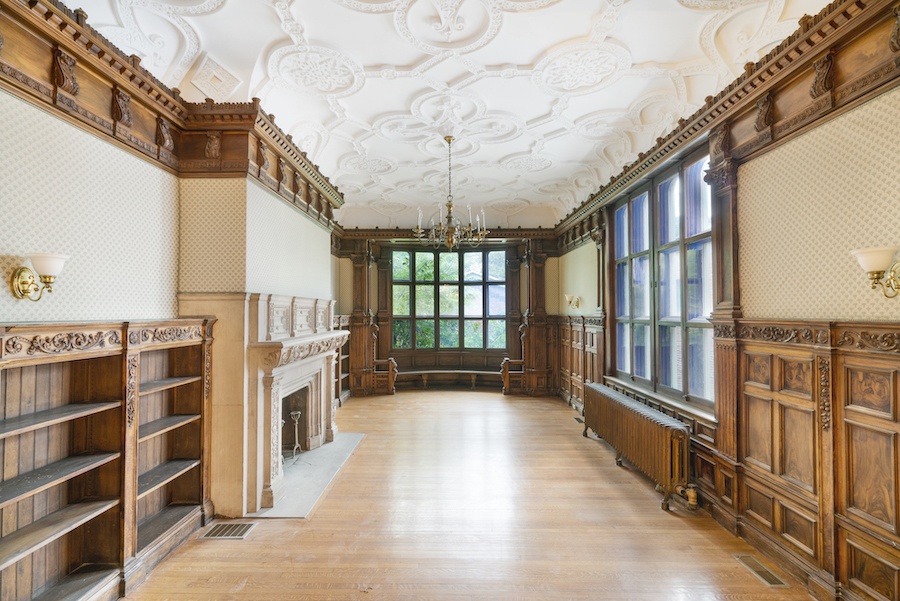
xmin=0 ymin=319 xmax=214 ymax=601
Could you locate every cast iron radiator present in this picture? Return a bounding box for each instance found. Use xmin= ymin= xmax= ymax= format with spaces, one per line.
xmin=583 ymin=383 xmax=690 ymax=510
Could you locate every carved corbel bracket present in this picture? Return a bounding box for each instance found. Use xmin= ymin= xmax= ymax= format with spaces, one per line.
xmin=810 ymin=50 xmax=835 ymax=109
xmin=890 ymin=5 xmax=900 ymax=53
xmin=52 ymin=45 xmax=79 ymax=99
xmin=112 ymin=86 xmax=133 ymax=128
xmin=256 ymin=139 xmax=270 ymax=174
xmin=704 ymin=159 xmax=736 ymax=190
xmin=156 ymin=116 xmax=175 ymax=152
xmin=205 ymin=131 xmax=221 ymax=159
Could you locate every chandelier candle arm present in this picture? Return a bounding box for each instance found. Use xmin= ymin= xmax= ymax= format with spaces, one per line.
xmin=413 ymin=136 xmax=490 ymax=250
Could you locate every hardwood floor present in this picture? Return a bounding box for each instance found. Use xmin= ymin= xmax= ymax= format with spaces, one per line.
xmin=123 ymin=391 xmax=812 ymax=600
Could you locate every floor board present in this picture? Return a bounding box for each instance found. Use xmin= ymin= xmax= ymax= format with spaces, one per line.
xmin=122 ymin=391 xmax=813 ymax=600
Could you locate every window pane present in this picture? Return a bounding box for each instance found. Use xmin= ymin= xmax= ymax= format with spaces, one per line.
xmin=634 ymin=324 xmax=651 ymax=380
xmin=415 ymin=285 xmax=434 ymax=316
xmin=439 ymin=252 xmax=458 ymax=281
xmin=658 ymin=176 xmax=681 ymax=245
xmin=631 ymin=192 xmax=649 ymax=253
xmin=487 ymin=251 xmax=505 ymax=282
xmin=686 ymin=239 xmax=713 ymax=322
xmin=416 ymin=320 xmax=435 ymax=349
xmin=658 ymin=248 xmax=681 ymax=320
xmin=464 ymin=320 xmax=483 ymax=348
xmin=392 ymin=320 xmax=411 ymax=348
xmin=688 ymin=328 xmax=714 ymax=399
xmin=487 ymin=285 xmax=505 ymax=316
xmin=438 ymin=285 xmax=459 ymax=316
xmin=659 ymin=325 xmax=682 ymax=391
xmin=392 ymin=251 xmax=410 ymax=281
xmin=616 ymin=322 xmax=631 ymax=372
xmin=615 ymin=205 xmax=628 ymax=260
xmin=463 ymin=252 xmax=483 ymax=281
xmin=464 ymin=286 xmax=483 ymax=317
xmin=393 ymin=285 xmax=410 ymax=316
xmin=685 ymin=157 xmax=711 ymax=237
xmin=439 ymin=319 xmax=459 ymax=348
xmin=615 ymin=262 xmax=630 ymax=318
xmin=487 ymin=320 xmax=506 ymax=349
xmin=632 ymin=255 xmax=650 ymax=319
xmin=415 ymin=252 xmax=435 ymax=281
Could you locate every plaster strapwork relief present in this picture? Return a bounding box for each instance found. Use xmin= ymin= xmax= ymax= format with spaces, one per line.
xmin=268 ymin=45 xmax=364 ymax=97
xmin=533 ymin=42 xmax=631 ymax=96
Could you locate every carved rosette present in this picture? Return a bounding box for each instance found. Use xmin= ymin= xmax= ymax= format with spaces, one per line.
xmin=112 ymin=86 xmax=133 ymax=128
xmin=818 ymin=357 xmax=831 ymax=431
xmin=754 ymin=93 xmax=773 ymax=132
xmin=3 ymin=330 xmax=121 ymax=357
xmin=52 ymin=47 xmax=79 ymax=96
xmin=205 ymin=131 xmax=221 ymax=159
xmin=126 ymin=355 xmax=138 ymax=427
xmin=810 ymin=52 xmax=835 ymax=99
xmin=737 ymin=325 xmax=829 ymax=345
xmin=836 ymin=330 xmax=900 ymax=353
xmin=156 ymin=117 xmax=175 ymax=151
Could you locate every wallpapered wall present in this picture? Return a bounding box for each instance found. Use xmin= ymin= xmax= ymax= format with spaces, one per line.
xmin=245 ymin=180 xmax=333 ymax=299
xmin=179 ymin=178 xmax=248 ymax=293
xmin=738 ymin=85 xmax=900 ymax=321
xmin=0 ymin=89 xmax=180 ymax=322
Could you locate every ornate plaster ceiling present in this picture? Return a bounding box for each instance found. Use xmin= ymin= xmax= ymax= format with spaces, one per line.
xmin=74 ymin=0 xmax=830 ymax=229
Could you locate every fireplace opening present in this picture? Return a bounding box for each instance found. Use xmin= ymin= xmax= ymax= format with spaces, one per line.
xmin=282 ymin=386 xmax=309 ymax=459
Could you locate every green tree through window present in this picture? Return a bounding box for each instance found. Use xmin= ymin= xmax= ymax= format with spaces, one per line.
xmin=391 ymin=249 xmax=507 ymax=351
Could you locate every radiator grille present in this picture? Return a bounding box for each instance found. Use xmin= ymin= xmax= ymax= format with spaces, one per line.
xmin=735 ymin=555 xmax=789 ymax=587
xmin=583 ymin=383 xmax=690 ymax=510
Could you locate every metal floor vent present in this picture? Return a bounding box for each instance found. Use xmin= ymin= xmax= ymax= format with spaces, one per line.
xmin=201 ymin=523 xmax=256 ymax=540
xmin=574 ymin=416 xmax=584 ymax=424
xmin=735 ymin=555 xmax=788 ymax=587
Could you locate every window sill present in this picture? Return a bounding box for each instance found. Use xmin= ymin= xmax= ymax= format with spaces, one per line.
xmin=602 ymin=375 xmax=716 ymax=425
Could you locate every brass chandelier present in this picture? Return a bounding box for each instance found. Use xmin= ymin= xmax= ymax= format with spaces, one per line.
xmin=413 ymin=136 xmax=489 ymax=250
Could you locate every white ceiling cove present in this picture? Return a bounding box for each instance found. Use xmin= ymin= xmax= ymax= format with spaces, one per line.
xmin=74 ymin=0 xmax=830 ymax=229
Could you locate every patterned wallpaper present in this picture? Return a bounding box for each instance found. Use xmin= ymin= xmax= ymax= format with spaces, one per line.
xmin=245 ymin=180 xmax=333 ymax=299
xmin=0 ymin=89 xmax=179 ymax=322
xmin=738 ymin=86 xmax=900 ymax=321
xmin=179 ymin=178 xmax=248 ymax=293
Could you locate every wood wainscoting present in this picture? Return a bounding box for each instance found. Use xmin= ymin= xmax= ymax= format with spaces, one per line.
xmin=571 ymin=318 xmax=900 ymax=600
xmin=555 ymin=316 xmax=604 ymax=411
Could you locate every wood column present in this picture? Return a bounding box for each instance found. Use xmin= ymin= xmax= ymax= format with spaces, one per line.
xmin=349 ymin=250 xmax=374 ymax=395
xmin=705 ymin=124 xmax=742 ymax=531
xmin=521 ymin=241 xmax=552 ymax=395
xmin=375 ymin=249 xmax=393 ymax=362
xmin=506 ymin=246 xmax=523 ymax=361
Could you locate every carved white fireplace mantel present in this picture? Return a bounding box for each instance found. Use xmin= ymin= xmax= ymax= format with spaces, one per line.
xmin=248 ymin=294 xmax=349 ymax=508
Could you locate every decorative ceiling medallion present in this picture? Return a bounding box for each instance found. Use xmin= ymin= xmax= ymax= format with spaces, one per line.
xmin=488 ymin=199 xmax=529 ymax=215
xmin=191 ymin=55 xmax=241 ymax=100
xmin=341 ymin=154 xmax=397 ymax=175
xmin=269 ymin=45 xmax=363 ymax=96
xmin=503 ymin=154 xmax=552 ymax=173
xmin=534 ymin=42 xmax=632 ymax=96
xmin=369 ymin=200 xmax=409 ymax=215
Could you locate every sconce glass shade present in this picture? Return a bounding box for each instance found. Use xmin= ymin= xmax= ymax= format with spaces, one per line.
xmin=26 ymin=253 xmax=69 ymax=277
xmin=851 ymin=247 xmax=899 ymax=273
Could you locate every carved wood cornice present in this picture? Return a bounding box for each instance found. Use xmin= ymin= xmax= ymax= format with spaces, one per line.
xmin=552 ymin=0 xmax=898 ymax=244
xmin=0 ymin=0 xmax=342 ymax=230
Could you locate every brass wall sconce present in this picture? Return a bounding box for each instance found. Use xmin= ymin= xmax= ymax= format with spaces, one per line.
xmin=851 ymin=247 xmax=899 ymax=298
xmin=564 ymin=294 xmax=581 ymax=309
xmin=10 ymin=253 xmax=70 ymax=301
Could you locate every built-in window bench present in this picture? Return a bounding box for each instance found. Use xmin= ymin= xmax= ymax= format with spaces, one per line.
xmin=397 ymin=369 xmax=501 ymax=390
